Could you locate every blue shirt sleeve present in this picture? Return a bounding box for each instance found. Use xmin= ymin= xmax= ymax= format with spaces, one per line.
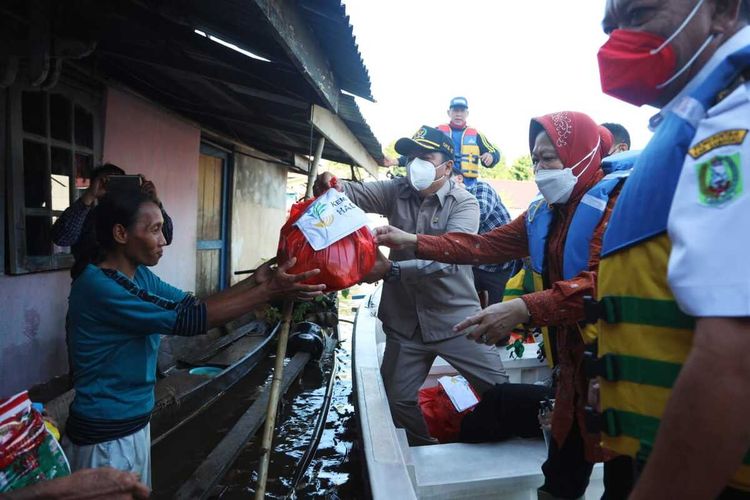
xmin=71 ymin=267 xmax=206 ymax=338
xmin=79 ymin=272 xmax=182 ymax=337
xmin=135 ymin=266 xmax=189 ymax=303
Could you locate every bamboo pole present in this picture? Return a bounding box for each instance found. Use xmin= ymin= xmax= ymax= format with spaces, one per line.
xmin=254 ymin=299 xmax=293 ymax=499
xmin=256 ymin=135 xmax=325 ymax=498
xmin=305 ymin=137 xmax=326 ymax=199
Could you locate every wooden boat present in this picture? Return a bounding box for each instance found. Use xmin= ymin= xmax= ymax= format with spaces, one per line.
xmin=43 ymin=315 xmax=280 ymax=443
xmin=352 ymin=285 xmax=604 ymax=499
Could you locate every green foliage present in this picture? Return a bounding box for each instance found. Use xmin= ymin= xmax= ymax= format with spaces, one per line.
xmin=323 ymin=160 xmax=368 ymax=182
xmin=384 ymin=140 xmax=398 ymax=159
xmin=478 ymin=156 xmax=508 ymax=180
xmin=505 ymin=338 xmax=525 ymax=359
xmin=340 ymin=288 xmax=350 ymax=299
xmin=265 ymin=306 xmax=282 ymax=324
xmin=509 ymin=155 xmax=533 ymax=181
xmin=383 ymin=140 xmax=406 ymax=177
xmin=479 ymin=154 xmax=533 ymax=181
xmin=263 ymin=294 xmax=330 ymax=325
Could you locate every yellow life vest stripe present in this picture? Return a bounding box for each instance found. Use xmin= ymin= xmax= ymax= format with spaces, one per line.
xmin=600 ymin=380 xmax=671 ymax=420
xmin=601 ymin=378 xmax=750 ymax=490
xmin=502 ymin=268 xmax=534 ymax=300
xmin=603 ymin=407 xmax=750 ymax=466
xmin=598 ymin=234 xmax=672 ymax=300
xmin=598 ymin=322 xmax=693 ymax=365
xmin=530 ymin=271 xmax=556 ymax=368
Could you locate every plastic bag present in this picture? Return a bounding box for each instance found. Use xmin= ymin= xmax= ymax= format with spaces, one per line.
xmin=418 ymin=384 xmax=477 ymax=443
xmin=0 ymin=392 xmax=70 ymax=492
xmin=277 ymin=187 xmax=377 ymax=292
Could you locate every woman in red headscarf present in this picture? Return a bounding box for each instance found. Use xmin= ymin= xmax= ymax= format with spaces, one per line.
xmin=373 ymin=111 xmax=632 ymax=499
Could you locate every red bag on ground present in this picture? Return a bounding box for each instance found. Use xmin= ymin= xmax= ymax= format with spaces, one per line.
xmin=418 ymin=385 xmax=478 ymax=443
xmin=277 ymin=187 xmax=377 ymax=292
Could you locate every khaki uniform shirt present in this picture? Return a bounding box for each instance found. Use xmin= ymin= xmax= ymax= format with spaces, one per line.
xmin=342 ymin=177 xmax=480 ymax=342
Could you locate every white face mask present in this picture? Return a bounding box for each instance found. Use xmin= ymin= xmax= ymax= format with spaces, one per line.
xmin=407 ymin=157 xmax=444 ymax=191
xmin=534 ymin=138 xmax=600 ymax=205
xmin=535 ymin=168 xmax=577 ymax=205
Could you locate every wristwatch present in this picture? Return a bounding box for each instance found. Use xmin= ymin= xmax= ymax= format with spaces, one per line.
xmin=383 ymin=260 xmax=400 ymax=282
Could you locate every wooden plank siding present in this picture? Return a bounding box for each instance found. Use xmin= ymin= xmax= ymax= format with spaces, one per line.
xmin=196 ymin=153 xmax=224 ymax=297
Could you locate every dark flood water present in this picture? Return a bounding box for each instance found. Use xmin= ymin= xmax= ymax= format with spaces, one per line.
xmin=151 ymin=294 xmax=369 ymax=499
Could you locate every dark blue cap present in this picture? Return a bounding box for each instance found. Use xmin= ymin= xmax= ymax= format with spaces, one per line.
xmin=449 ymin=96 xmax=468 ymax=109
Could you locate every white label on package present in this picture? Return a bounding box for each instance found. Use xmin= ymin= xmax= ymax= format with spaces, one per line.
xmin=294 ymin=189 xmax=369 ymax=251
xmin=438 ymin=375 xmax=479 ymax=412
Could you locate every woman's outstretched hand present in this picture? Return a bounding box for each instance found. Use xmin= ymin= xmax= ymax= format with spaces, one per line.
xmin=373 ymin=225 xmax=418 ymax=251
xmin=456 ymin=298 xmax=530 ymax=346
xmin=263 ymin=257 xmax=326 ymax=300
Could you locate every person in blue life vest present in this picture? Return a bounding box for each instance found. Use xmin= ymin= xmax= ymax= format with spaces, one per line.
xmin=590 ymin=0 xmax=750 ymax=498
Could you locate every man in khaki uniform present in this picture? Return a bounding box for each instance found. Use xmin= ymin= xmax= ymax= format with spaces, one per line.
xmin=315 ymin=126 xmax=508 ymax=445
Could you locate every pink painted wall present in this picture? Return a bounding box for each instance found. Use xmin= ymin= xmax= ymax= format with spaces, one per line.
xmin=0 ymin=271 xmax=71 ymax=397
xmin=102 ymin=88 xmax=200 ymax=291
xmin=0 ymin=88 xmax=201 ymax=397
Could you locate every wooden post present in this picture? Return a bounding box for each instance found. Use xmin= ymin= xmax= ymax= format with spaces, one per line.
xmin=255 ymin=299 xmax=293 ymax=499
xmin=256 ymin=133 xmax=325 ymax=498
xmin=305 ymin=136 xmax=326 ymax=199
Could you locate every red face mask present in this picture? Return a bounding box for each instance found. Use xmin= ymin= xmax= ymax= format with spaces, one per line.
xmin=597 ymin=29 xmax=678 ymax=106
xmin=598 ymin=0 xmax=713 ymax=107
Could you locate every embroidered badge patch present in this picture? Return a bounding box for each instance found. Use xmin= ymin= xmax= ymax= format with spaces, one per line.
xmin=696 ymin=153 xmax=743 ymax=207
xmin=688 ymin=129 xmax=748 ymax=159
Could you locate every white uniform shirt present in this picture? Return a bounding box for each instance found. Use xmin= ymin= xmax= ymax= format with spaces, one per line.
xmin=667 ymin=27 xmax=750 ymax=317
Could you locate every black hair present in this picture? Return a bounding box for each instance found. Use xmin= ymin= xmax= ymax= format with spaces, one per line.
xmin=94 ymin=190 xmax=158 ymax=251
xmin=600 ymin=122 xmax=631 ymax=149
xmin=90 ymin=163 xmax=125 ymax=182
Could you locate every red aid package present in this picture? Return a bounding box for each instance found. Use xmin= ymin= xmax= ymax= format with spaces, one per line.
xmin=418 ymin=384 xmax=477 ymax=443
xmin=277 ymin=187 xmax=377 ymax=292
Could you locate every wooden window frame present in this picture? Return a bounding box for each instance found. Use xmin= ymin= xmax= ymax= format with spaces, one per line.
xmin=196 ymin=141 xmax=233 ymax=295
xmin=1 ymin=88 xmax=6 ymax=275
xmin=7 ymin=76 xmax=102 ymax=274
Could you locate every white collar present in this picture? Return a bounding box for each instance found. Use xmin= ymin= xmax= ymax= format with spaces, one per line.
xmin=649 ymin=26 xmax=750 ymax=131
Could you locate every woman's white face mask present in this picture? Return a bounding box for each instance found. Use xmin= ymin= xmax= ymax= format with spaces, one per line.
xmin=535 ymin=169 xmax=577 ymax=205
xmin=407 ymin=157 xmax=446 ymax=191
xmin=534 ymin=138 xmax=600 ymax=205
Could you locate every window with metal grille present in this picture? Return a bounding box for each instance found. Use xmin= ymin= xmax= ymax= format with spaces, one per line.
xmin=6 ymin=76 xmax=101 ymax=274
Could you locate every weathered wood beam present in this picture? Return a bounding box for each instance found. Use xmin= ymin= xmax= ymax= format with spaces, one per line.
xmin=310 ymin=104 xmax=379 ymax=177
xmin=293 ymin=154 xmax=312 ymax=173
xmin=250 ymin=0 xmax=340 ymax=112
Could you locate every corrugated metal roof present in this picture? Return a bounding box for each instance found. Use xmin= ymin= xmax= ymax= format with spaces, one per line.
xmin=50 ymin=0 xmax=383 ymax=166
xmin=298 ymin=0 xmax=374 ymax=102
xmin=338 ymin=94 xmax=383 ymax=162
